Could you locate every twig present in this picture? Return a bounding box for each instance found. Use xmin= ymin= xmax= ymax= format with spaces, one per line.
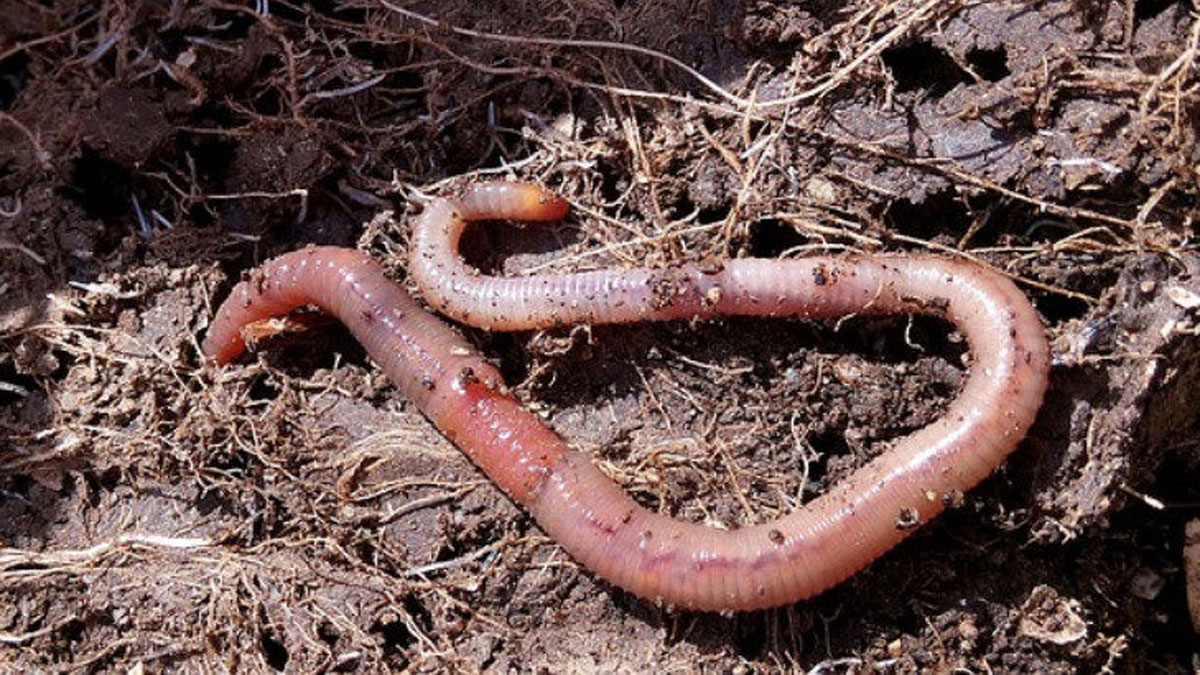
xmin=0 ymin=624 xmax=58 ymax=645
xmin=0 ymin=534 xmax=212 ymax=574
xmin=0 ymin=238 xmax=45 ymax=265
xmin=0 ymin=113 xmax=51 ymax=168
xmin=0 ymin=12 xmax=100 ymax=64
xmin=402 ymin=539 xmax=506 ymax=578
xmin=373 ymin=485 xmax=477 ymax=526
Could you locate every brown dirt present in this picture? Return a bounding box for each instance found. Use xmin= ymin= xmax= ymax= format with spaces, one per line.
xmin=2 ymin=0 xmax=1199 ymax=671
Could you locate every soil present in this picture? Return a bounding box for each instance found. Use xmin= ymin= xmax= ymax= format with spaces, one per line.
xmin=2 ymin=0 xmax=1199 ymax=672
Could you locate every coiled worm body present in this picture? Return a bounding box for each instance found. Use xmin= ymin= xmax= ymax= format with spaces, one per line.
xmin=204 ymin=182 xmax=1050 ymax=611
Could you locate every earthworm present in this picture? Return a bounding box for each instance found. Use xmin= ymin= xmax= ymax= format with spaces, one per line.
xmin=204 ymin=182 xmax=1050 ymax=612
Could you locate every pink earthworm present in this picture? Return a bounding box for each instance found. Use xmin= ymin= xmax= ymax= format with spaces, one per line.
xmin=204 ymin=182 xmax=1050 ymax=612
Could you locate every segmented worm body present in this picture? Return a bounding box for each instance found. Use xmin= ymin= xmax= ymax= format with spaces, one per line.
xmin=204 ymin=182 xmax=1050 ymax=611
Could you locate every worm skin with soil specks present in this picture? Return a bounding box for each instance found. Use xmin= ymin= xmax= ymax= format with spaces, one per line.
xmin=204 ymin=182 xmax=1050 ymax=612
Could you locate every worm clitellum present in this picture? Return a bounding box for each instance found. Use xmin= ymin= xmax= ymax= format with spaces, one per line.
xmin=204 ymin=182 xmax=1050 ymax=612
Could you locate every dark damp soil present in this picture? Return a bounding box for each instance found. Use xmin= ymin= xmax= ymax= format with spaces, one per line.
xmin=2 ymin=1 xmax=1199 ymax=671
